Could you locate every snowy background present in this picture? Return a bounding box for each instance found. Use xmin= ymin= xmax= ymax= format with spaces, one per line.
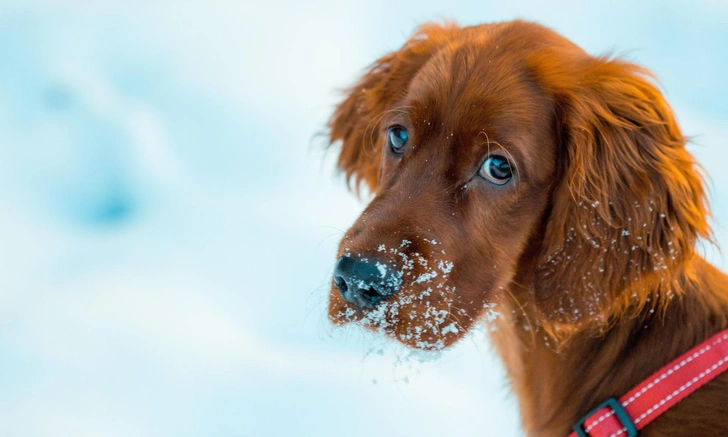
xmin=0 ymin=1 xmax=726 ymax=436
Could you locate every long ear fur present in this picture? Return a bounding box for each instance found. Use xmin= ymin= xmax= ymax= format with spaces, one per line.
xmin=328 ymin=23 xmax=458 ymax=193
xmin=534 ymin=57 xmax=711 ymax=339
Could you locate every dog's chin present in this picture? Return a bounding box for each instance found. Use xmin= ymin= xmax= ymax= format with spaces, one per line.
xmin=328 ymin=285 xmax=470 ymax=352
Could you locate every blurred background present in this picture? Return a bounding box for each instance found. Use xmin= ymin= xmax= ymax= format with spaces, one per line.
xmin=0 ymin=1 xmax=725 ymax=436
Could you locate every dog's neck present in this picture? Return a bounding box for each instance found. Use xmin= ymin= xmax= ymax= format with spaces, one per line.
xmin=491 ymin=256 xmax=728 ymax=437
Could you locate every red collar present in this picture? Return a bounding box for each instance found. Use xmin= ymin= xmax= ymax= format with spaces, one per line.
xmin=569 ymin=328 xmax=728 ymax=437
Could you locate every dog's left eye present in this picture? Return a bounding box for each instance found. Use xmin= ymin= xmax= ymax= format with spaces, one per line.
xmin=388 ymin=127 xmax=408 ymax=154
xmin=479 ymin=155 xmax=513 ymax=185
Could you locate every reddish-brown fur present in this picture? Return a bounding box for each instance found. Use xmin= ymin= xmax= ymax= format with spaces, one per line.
xmin=326 ymin=20 xmax=728 ymax=436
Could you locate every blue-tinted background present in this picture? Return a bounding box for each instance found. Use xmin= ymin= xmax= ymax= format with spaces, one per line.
xmin=0 ymin=1 xmax=725 ymax=436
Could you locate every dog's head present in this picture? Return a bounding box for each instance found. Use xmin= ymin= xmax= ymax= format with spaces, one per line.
xmin=327 ymin=21 xmax=710 ymax=350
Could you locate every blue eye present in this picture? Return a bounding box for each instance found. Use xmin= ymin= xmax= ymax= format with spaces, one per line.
xmin=479 ymin=155 xmax=513 ymax=185
xmin=388 ymin=127 xmax=408 ymax=154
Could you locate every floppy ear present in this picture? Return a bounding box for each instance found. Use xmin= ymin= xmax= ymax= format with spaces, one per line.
xmin=534 ymin=58 xmax=711 ymax=338
xmin=328 ymin=23 xmax=458 ymax=192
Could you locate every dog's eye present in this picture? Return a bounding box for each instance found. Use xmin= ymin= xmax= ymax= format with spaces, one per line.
xmin=388 ymin=127 xmax=408 ymax=154
xmin=479 ymin=155 xmax=513 ymax=185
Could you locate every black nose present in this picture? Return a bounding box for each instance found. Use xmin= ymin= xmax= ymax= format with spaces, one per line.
xmin=333 ymin=256 xmax=399 ymax=309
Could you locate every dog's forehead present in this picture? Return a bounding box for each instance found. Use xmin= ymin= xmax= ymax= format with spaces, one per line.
xmin=410 ymin=41 xmax=548 ymax=123
xmin=404 ymin=43 xmax=554 ymax=179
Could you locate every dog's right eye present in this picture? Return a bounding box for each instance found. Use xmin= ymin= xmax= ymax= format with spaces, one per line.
xmin=479 ymin=155 xmax=513 ymax=185
xmin=388 ymin=127 xmax=408 ymax=154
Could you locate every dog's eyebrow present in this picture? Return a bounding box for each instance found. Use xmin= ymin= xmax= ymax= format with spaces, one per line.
xmin=389 ymin=106 xmax=413 ymax=115
xmin=378 ymin=105 xmax=414 ymax=125
xmin=476 ymin=132 xmax=518 ymax=162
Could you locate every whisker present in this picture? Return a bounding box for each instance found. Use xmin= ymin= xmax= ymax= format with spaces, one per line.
xmin=502 ymin=285 xmax=537 ymax=344
xmin=315 ymin=231 xmax=347 ymax=251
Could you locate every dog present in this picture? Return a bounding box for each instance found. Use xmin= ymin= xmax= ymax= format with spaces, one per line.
xmin=326 ymin=20 xmax=728 ymax=436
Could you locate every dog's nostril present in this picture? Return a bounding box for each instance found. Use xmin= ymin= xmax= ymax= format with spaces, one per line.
xmin=333 ymin=256 xmax=398 ymax=309
xmin=361 ymin=287 xmax=379 ymax=300
xmin=334 ymin=274 xmax=348 ymax=293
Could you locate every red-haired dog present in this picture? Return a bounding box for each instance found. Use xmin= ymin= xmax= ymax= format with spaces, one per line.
xmin=327 ymin=20 xmax=728 ymax=436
